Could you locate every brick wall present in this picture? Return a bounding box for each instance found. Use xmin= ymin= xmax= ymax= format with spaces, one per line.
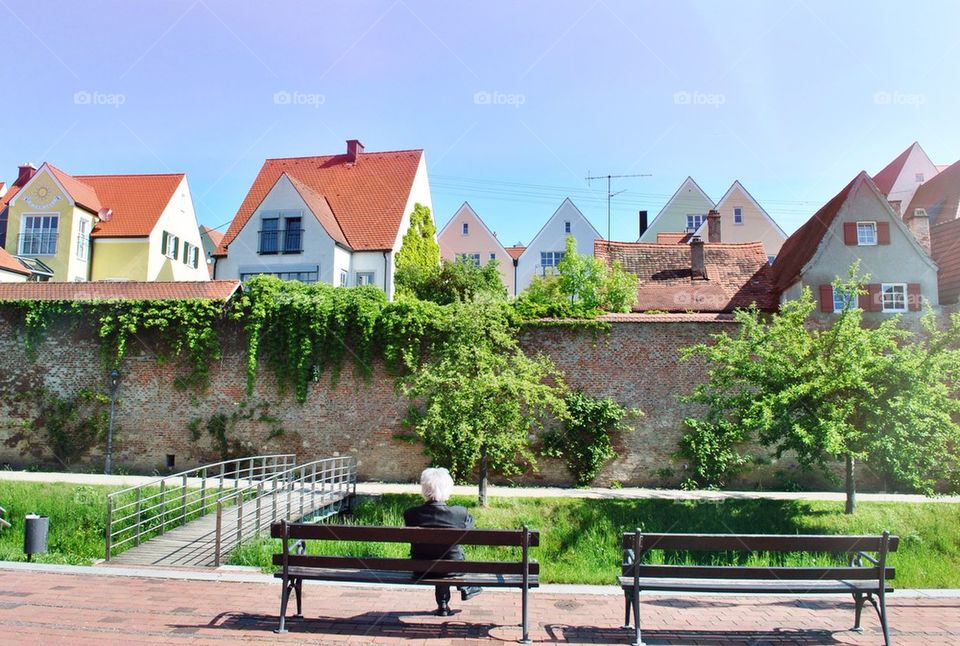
xmin=0 ymin=313 xmax=806 ymax=487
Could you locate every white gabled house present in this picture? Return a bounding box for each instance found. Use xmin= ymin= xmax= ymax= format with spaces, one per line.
xmin=872 ymin=142 xmax=941 ymax=216
xmin=515 ymin=198 xmax=601 ymax=295
xmin=214 ymin=140 xmax=432 ymax=300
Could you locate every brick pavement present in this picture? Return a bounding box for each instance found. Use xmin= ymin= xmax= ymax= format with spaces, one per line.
xmin=0 ymin=568 xmax=958 ymax=645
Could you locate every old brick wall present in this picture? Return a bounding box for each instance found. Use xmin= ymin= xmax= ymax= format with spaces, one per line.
xmin=0 ymin=312 xmax=791 ymax=487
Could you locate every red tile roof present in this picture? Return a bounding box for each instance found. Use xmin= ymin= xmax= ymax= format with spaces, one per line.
xmin=595 ymin=239 xmax=775 ymax=313
xmin=771 ymin=172 xmax=861 ymax=292
xmin=655 ymin=232 xmax=693 ymax=244
xmin=905 ymin=159 xmax=960 ymax=226
xmin=932 ymin=217 xmax=960 ymax=304
xmin=47 ymin=164 xmax=102 ymax=213
xmin=0 ymin=280 xmax=241 ymax=302
xmin=285 ymin=174 xmax=348 ymax=247
xmin=218 ymin=148 xmax=423 ymax=254
xmin=0 ymin=184 xmax=21 ymax=211
xmin=505 ymin=245 xmax=525 ymax=260
xmin=199 ymin=225 xmax=224 ymax=247
xmin=872 ymin=143 xmax=916 ymax=196
xmin=76 ymin=173 xmax=184 ymax=238
xmin=0 ymin=247 xmax=29 ymax=276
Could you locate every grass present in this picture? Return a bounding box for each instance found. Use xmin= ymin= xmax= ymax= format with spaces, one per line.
xmin=230 ymin=494 xmax=960 ymax=588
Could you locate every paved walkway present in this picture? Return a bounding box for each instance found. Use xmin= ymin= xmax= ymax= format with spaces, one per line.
xmin=1 ymin=564 xmax=958 ymax=645
xmin=4 ymin=470 xmax=960 ymax=503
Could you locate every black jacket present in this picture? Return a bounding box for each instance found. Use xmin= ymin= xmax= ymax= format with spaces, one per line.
xmin=403 ymin=501 xmax=474 ymax=560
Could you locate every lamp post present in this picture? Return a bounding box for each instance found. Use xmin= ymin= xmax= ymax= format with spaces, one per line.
xmin=105 ymin=368 xmax=121 ymax=475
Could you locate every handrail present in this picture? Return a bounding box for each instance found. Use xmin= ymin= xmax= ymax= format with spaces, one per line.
xmin=213 ymin=455 xmax=356 ymax=567
xmin=105 ymin=454 xmax=296 ymax=561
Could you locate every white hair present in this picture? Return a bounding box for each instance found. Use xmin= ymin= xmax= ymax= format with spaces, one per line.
xmin=420 ymin=467 xmax=454 ymax=502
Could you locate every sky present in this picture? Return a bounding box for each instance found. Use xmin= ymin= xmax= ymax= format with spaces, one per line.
xmin=1 ymin=0 xmax=958 ymax=245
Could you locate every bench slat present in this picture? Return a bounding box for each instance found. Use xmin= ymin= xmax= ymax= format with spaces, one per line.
xmin=621 ymin=564 xmax=893 ymax=581
xmin=621 ymin=533 xmax=898 ymax=553
xmin=618 ymin=576 xmax=893 ymax=594
xmin=277 ymin=567 xmax=539 ymax=588
xmin=273 ymin=554 xmax=538 ymax=575
xmin=272 ymin=523 xmax=539 ymax=547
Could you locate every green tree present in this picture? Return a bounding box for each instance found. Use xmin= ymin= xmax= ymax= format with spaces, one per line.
xmin=679 ymin=266 xmax=960 ymax=513
xmin=401 ymin=301 xmax=567 ymax=505
xmin=395 ymin=203 xmax=440 ymax=297
xmin=405 ymin=257 xmax=507 ymax=305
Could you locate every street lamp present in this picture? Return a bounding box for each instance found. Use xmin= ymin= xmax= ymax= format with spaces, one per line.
xmin=105 ymin=368 xmax=121 ymax=475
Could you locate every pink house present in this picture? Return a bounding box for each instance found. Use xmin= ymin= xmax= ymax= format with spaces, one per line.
xmin=437 ymin=202 xmax=515 ymax=294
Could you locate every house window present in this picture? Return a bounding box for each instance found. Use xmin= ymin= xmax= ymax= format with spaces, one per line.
xmin=767 ymin=255 xmax=776 ymax=265
xmin=182 ymin=241 xmax=191 ymax=265
xmin=462 ymin=222 xmax=469 ymax=235
xmin=356 ymin=272 xmax=375 ymax=286
xmin=685 ymin=214 xmax=705 ymax=232
xmin=881 ymin=283 xmax=907 ymax=312
xmin=190 ymin=245 xmax=199 ymax=269
xmin=489 ymin=252 xmax=497 ymax=262
xmin=916 ymin=173 xmax=925 ymax=183
xmin=76 ymin=219 xmax=89 ymax=260
xmin=833 ymin=287 xmax=857 ymax=312
xmin=19 ymin=215 xmax=59 ymax=256
xmin=161 ymin=231 xmax=179 ymax=259
xmin=240 ymin=270 xmax=319 ymax=283
xmin=540 ymin=250 xmax=564 ymax=274
xmin=283 ymin=216 xmax=303 ymax=253
xmin=856 ymin=221 xmax=877 ymax=246
xmin=457 ymin=253 xmax=481 ymax=266
xmin=259 ymin=217 xmax=279 ymax=254
xmin=733 ymin=207 xmax=743 ymax=225
xmin=564 ymin=221 xmax=571 ymax=233
xmin=339 ymin=270 xmax=348 ymax=287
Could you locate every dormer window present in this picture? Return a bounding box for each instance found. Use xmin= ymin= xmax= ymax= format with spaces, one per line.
xmin=462 ymin=222 xmax=469 ymax=235
xmin=856 ymin=222 xmax=877 ymax=246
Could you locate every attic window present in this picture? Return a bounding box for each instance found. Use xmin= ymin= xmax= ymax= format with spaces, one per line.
xmin=564 ymin=221 xmax=571 ymax=233
xmin=462 ymin=223 xmax=469 ymax=235
xmin=856 ymin=222 xmax=877 ymax=246
xmin=915 ymin=173 xmax=925 ymax=183
xmin=733 ymin=207 xmax=743 ymax=225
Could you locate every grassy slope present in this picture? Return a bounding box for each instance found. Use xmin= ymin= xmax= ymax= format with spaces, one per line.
xmin=231 ymin=494 xmax=960 ymax=588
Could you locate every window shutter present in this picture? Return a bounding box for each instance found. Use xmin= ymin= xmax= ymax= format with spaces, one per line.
xmin=867 ymin=283 xmax=882 ymax=311
xmin=172 ymin=237 xmax=179 ymax=260
xmin=908 ymin=283 xmax=922 ymax=311
xmin=161 ymin=231 xmax=168 ymax=254
xmin=818 ymin=284 xmax=834 ymax=312
xmin=843 ymin=222 xmax=858 ymax=245
xmin=877 ymin=222 xmax=891 ymax=245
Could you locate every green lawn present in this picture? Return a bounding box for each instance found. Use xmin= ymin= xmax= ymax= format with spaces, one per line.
xmin=231 ymin=494 xmax=960 ymax=588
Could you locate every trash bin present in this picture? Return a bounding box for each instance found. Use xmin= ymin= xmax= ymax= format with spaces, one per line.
xmin=24 ymin=514 xmax=49 ymax=561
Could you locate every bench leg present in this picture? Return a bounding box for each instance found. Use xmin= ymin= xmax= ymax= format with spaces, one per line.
xmin=294 ymin=579 xmax=303 ymax=619
xmin=632 ymin=588 xmax=643 ymax=646
xmin=622 ymin=591 xmax=632 ymax=629
xmin=274 ymin=579 xmax=293 ymax=634
xmin=852 ymin=592 xmax=865 ymax=632
xmin=519 ymin=583 xmax=530 ymax=644
xmin=877 ymin=590 xmax=891 ymax=646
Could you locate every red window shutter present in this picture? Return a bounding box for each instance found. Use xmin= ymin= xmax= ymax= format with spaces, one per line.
xmin=908 ymin=283 xmax=922 ymax=311
xmin=818 ymin=284 xmax=834 ymax=312
xmin=877 ymin=222 xmax=891 ymax=245
xmin=867 ymin=283 xmax=882 ymax=311
xmin=843 ymin=222 xmax=858 ymax=245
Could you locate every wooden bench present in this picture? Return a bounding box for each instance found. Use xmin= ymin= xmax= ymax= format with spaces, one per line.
xmin=619 ymin=531 xmax=898 ymax=646
xmin=271 ymin=520 xmax=540 ymax=642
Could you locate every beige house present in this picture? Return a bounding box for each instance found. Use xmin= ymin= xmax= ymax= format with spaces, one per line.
xmin=437 ymin=202 xmax=514 ymax=294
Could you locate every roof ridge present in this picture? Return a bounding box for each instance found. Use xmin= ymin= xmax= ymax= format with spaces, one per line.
xmin=74 ymin=172 xmax=185 ymax=179
xmin=265 ymin=149 xmax=424 ymax=161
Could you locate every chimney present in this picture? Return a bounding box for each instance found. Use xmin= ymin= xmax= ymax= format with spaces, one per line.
xmin=888 ymin=200 xmax=902 ymax=217
xmin=690 ymin=236 xmax=706 ymax=279
xmin=706 ymin=209 xmax=721 ymax=243
xmin=638 ymin=210 xmax=648 ymax=238
xmin=907 ymin=207 xmax=931 ymax=255
xmin=346 ymin=139 xmax=364 ymax=163
xmin=16 ymin=163 xmax=36 ymax=186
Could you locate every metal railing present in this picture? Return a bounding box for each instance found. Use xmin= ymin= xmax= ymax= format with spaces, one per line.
xmin=213 ymin=455 xmax=356 ymax=566
xmin=104 ymin=454 xmax=296 ymax=561
xmin=0 ymin=505 xmax=9 ymax=531
xmin=18 ymin=232 xmax=58 ymax=256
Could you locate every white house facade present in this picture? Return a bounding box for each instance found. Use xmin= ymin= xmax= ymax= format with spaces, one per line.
xmin=515 ymin=198 xmax=601 ymax=295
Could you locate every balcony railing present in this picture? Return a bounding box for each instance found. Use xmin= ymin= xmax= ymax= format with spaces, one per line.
xmin=258 ymin=228 xmax=304 ymax=255
xmin=18 ymin=232 xmax=58 ymax=256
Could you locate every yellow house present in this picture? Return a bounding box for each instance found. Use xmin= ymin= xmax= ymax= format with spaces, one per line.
xmin=2 ymin=163 xmax=207 ymax=281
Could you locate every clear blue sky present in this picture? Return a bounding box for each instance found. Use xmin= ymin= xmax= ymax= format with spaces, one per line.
xmin=2 ymin=1 xmax=958 ymax=244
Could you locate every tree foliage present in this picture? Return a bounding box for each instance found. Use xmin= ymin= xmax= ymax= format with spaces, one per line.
xmin=679 ymin=266 xmax=960 ymax=512
xmin=395 ymin=203 xmax=440 ymax=297
xmin=402 ymin=257 xmax=507 ymax=305
xmin=400 ymin=301 xmax=568 ymax=504
xmin=515 ymin=235 xmax=637 ymax=317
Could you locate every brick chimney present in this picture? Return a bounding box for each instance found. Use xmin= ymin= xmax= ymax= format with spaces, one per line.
xmin=638 ymin=210 xmax=648 ymax=238
xmin=907 ymin=207 xmax=931 ymax=255
xmin=888 ymin=200 xmax=902 ymax=217
xmin=16 ymin=163 xmax=36 ymax=186
xmin=706 ymin=209 xmax=721 ymax=243
xmin=690 ymin=236 xmax=706 ymax=279
xmin=346 ymin=139 xmax=364 ymax=163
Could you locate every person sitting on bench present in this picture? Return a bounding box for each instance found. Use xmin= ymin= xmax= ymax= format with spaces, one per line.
xmin=403 ymin=467 xmax=483 ymax=616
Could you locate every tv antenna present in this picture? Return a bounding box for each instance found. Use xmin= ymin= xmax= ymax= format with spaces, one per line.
xmin=585 ymin=172 xmax=651 ymax=240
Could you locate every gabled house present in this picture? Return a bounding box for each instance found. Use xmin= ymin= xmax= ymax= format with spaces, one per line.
xmin=914 ymin=160 xmax=960 ymax=304
xmin=437 ymin=202 xmax=515 ymax=293
xmin=712 ymin=181 xmax=787 ymax=260
xmin=514 ymin=198 xmax=601 ymax=295
xmin=872 ymin=142 xmax=940 ymax=216
xmin=213 ymin=140 xmax=431 ymax=300
xmin=199 ymin=225 xmax=224 ymax=277
xmin=639 ymin=176 xmax=714 ymax=242
xmin=772 ymin=171 xmax=938 ymax=317
xmin=1 ymin=162 xmax=207 ymax=282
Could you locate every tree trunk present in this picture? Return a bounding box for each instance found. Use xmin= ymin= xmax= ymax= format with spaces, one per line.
xmin=845 ymin=453 xmax=856 ymax=515
xmin=478 ymin=449 xmax=488 ymax=507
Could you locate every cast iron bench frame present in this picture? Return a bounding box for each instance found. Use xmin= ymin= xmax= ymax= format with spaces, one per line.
xmin=619 ymin=531 xmax=898 ymax=646
xmin=271 ymin=520 xmax=540 ymax=643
